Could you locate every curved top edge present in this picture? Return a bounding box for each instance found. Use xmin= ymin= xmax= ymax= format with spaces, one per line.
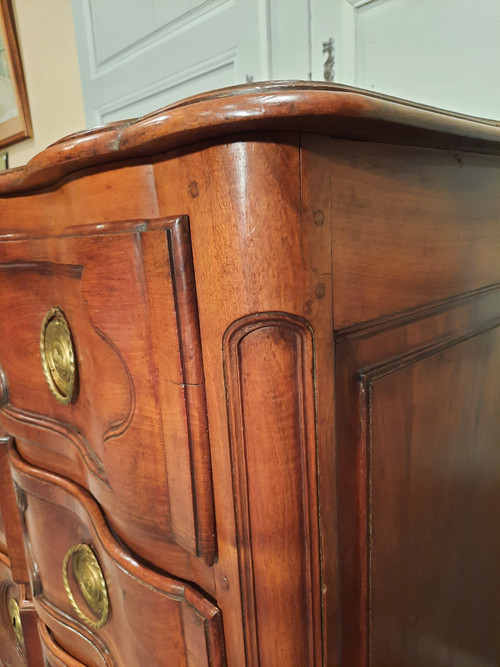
xmin=1 ymin=81 xmax=499 ymax=194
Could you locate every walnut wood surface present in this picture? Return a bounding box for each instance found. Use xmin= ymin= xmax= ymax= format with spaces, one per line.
xmin=0 ymin=81 xmax=499 ymax=195
xmin=38 ymin=621 xmax=87 ymax=667
xmin=0 ymin=83 xmax=498 ymax=666
xmin=0 ymin=435 xmax=29 ymax=582
xmin=8 ymin=443 xmax=225 ymax=667
xmin=0 ymin=217 xmax=216 ymax=581
xmin=0 ymin=551 xmax=26 ymax=666
xmin=0 ymin=552 xmax=44 ymax=667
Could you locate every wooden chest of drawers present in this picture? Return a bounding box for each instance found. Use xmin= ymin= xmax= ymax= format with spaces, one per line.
xmin=0 ymin=82 xmax=498 ymax=666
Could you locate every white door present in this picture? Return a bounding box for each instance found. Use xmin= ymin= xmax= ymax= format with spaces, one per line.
xmin=73 ymin=0 xmax=500 ymax=126
xmin=72 ymin=0 xmax=315 ymax=126
xmin=312 ymin=0 xmax=500 ymax=118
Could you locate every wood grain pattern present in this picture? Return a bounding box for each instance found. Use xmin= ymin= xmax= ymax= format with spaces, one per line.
xmin=38 ymin=621 xmax=87 ymax=667
xmin=0 ymin=507 xmax=6 ymax=555
xmin=0 ymin=217 xmax=216 ymax=577
xmin=0 ymin=551 xmax=44 ymax=667
xmin=224 ymin=313 xmax=321 ymax=666
xmin=366 ymin=327 xmax=500 ymax=667
xmin=0 ymin=435 xmax=29 ymax=582
xmin=1 ymin=81 xmax=499 ymax=195
xmin=0 ymin=83 xmax=499 ymax=665
xmin=326 ymin=138 xmax=500 ymax=329
xmin=0 ymin=551 xmax=27 ymax=666
xmin=8 ymin=443 xmax=225 ymax=667
xmin=155 ymin=135 xmax=338 ymax=664
xmin=334 ymin=287 xmax=500 ymax=666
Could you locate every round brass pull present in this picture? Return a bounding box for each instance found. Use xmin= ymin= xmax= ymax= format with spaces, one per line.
xmin=8 ymin=597 xmax=24 ymax=645
xmin=62 ymin=544 xmax=109 ymax=629
xmin=40 ymin=307 xmax=77 ymax=404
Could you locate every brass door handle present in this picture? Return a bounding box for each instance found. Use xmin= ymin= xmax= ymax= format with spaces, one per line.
xmin=40 ymin=307 xmax=77 ymax=404
xmin=62 ymin=544 xmax=109 ymax=629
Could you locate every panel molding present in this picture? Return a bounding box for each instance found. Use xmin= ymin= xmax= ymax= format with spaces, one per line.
xmin=96 ymin=49 xmax=237 ymax=124
xmin=223 ymin=312 xmax=322 ymax=665
xmin=336 ymin=282 xmax=500 ymax=340
xmin=361 ymin=323 xmax=500 ymax=665
xmin=86 ymin=0 xmax=234 ymax=74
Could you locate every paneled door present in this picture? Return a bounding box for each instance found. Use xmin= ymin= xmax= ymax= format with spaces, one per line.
xmin=313 ymin=0 xmax=500 ymax=118
xmin=71 ymin=0 xmax=272 ymax=125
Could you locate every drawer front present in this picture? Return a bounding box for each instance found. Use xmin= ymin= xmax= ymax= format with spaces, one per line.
xmin=0 ymin=217 xmax=215 ymax=569
xmin=38 ymin=620 xmax=101 ymax=667
xmin=8 ymin=443 xmax=225 ymax=667
xmin=0 ymin=553 xmax=26 ymax=667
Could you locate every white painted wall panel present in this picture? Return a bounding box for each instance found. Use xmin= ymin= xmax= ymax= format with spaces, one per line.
xmin=352 ymin=0 xmax=500 ymax=117
xmin=73 ymin=0 xmax=500 ymax=126
xmin=72 ymin=0 xmax=271 ymax=125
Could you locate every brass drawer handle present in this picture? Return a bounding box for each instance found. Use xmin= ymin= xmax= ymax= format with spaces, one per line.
xmin=8 ymin=597 xmax=24 ymax=645
xmin=62 ymin=544 xmax=109 ymax=630
xmin=40 ymin=307 xmax=77 ymax=404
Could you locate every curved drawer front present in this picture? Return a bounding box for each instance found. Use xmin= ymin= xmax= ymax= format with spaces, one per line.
xmin=8 ymin=445 xmax=225 ymax=667
xmin=0 ymin=216 xmax=215 ymax=568
xmin=38 ymin=620 xmax=99 ymax=667
xmin=0 ymin=552 xmax=26 ymax=667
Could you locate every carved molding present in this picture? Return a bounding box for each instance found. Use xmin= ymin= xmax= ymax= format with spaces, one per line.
xmin=223 ymin=312 xmax=322 ymax=665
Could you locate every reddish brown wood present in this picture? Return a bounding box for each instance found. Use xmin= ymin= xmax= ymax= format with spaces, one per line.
xmin=38 ymin=621 xmax=87 ymax=667
xmin=0 ymin=551 xmax=26 ymax=666
xmin=333 ymin=288 xmax=500 ymax=666
xmin=0 ymin=508 xmax=6 ymax=554
xmin=0 ymin=82 xmax=498 ymax=666
xmin=0 ymin=552 xmax=44 ymax=667
xmin=0 ymin=435 xmax=29 ymax=582
xmin=8 ymin=443 xmax=225 ymax=667
xmin=0 ymin=218 xmax=216 ymax=581
xmin=0 ymin=81 xmax=499 ymax=195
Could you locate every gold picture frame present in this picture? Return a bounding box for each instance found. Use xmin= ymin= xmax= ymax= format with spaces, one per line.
xmin=0 ymin=0 xmax=32 ymax=148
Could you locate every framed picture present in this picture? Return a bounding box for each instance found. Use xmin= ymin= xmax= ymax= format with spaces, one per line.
xmin=0 ymin=0 xmax=32 ymax=148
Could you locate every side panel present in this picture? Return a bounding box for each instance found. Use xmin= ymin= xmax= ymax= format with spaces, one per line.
xmin=335 ymin=284 xmax=500 ymax=665
xmin=368 ymin=327 xmax=500 ymax=666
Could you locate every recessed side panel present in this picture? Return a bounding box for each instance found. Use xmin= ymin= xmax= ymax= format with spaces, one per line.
xmin=366 ymin=326 xmax=500 ymax=667
xmin=334 ymin=285 xmax=500 ymax=666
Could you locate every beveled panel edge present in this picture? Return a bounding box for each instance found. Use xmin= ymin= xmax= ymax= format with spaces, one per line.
xmin=1 ymin=81 xmax=499 ymax=195
xmin=0 ymin=214 xmax=186 ymax=244
xmin=223 ymin=311 xmax=323 ymax=666
xmin=335 ymin=282 xmax=500 ymax=341
xmin=358 ymin=319 xmax=500 ymax=384
xmin=356 ymin=320 xmax=500 ymax=665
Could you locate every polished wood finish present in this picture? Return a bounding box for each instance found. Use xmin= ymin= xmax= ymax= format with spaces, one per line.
xmin=0 ymin=551 xmax=44 ymax=667
xmin=9 ymin=444 xmax=224 ymax=667
xmin=0 ymin=217 xmax=215 ymax=579
xmin=0 ymin=82 xmax=498 ymax=666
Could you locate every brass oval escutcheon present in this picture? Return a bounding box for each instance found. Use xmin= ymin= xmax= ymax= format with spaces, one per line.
xmin=63 ymin=544 xmax=109 ymax=630
xmin=8 ymin=597 xmax=24 ymax=646
xmin=40 ymin=307 xmax=77 ymax=404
